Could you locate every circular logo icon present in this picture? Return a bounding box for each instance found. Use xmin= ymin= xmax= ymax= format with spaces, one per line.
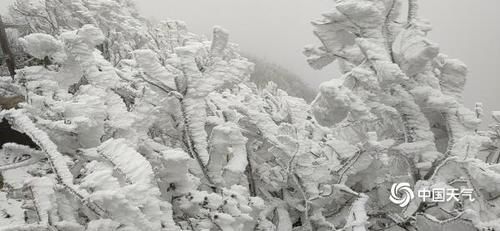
xmin=389 ymin=182 xmax=414 ymax=207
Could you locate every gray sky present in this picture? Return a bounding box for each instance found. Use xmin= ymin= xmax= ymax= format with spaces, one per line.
xmin=135 ymin=0 xmax=337 ymax=87
xmin=1 ymin=0 xmax=499 ymax=121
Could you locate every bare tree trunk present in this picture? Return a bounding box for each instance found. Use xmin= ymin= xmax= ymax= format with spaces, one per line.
xmin=0 ymin=15 xmax=19 ymax=189
xmin=0 ymin=15 xmax=16 ymax=80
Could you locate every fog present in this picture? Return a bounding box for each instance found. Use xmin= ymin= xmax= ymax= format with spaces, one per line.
xmin=135 ymin=0 xmax=336 ymax=88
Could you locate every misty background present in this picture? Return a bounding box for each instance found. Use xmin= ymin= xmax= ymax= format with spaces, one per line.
xmin=1 ymin=0 xmax=499 ymax=121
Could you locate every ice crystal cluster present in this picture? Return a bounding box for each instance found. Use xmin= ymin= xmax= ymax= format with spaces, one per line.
xmin=0 ymin=0 xmax=499 ymax=230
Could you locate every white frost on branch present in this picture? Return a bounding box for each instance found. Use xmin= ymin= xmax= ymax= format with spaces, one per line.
xmin=19 ymin=33 xmax=66 ymax=62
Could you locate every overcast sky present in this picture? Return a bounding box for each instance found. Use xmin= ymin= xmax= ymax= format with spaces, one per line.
xmin=1 ymin=0 xmax=499 ymax=121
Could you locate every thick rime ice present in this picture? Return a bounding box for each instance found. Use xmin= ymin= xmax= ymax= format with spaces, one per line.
xmin=304 ymin=0 xmax=500 ymax=229
xmin=19 ymin=33 xmax=66 ymax=63
xmin=0 ymin=0 xmax=499 ymax=230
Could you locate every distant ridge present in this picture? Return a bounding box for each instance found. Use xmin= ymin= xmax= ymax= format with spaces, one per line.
xmin=245 ymin=54 xmax=317 ymax=102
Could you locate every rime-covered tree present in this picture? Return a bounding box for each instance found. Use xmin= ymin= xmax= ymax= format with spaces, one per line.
xmin=305 ymin=0 xmax=500 ymax=230
xmin=7 ymin=0 xmax=147 ymax=66
xmin=0 ymin=1 xmax=350 ymax=229
xmin=1 ymin=0 xmax=499 ymax=231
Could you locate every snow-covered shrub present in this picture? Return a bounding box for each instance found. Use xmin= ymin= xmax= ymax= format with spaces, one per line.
xmin=0 ymin=0 xmax=499 ymax=231
xmin=1 ymin=6 xmax=343 ymax=229
xmin=305 ymin=0 xmax=500 ymax=230
xmin=9 ymin=0 xmax=146 ymax=66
